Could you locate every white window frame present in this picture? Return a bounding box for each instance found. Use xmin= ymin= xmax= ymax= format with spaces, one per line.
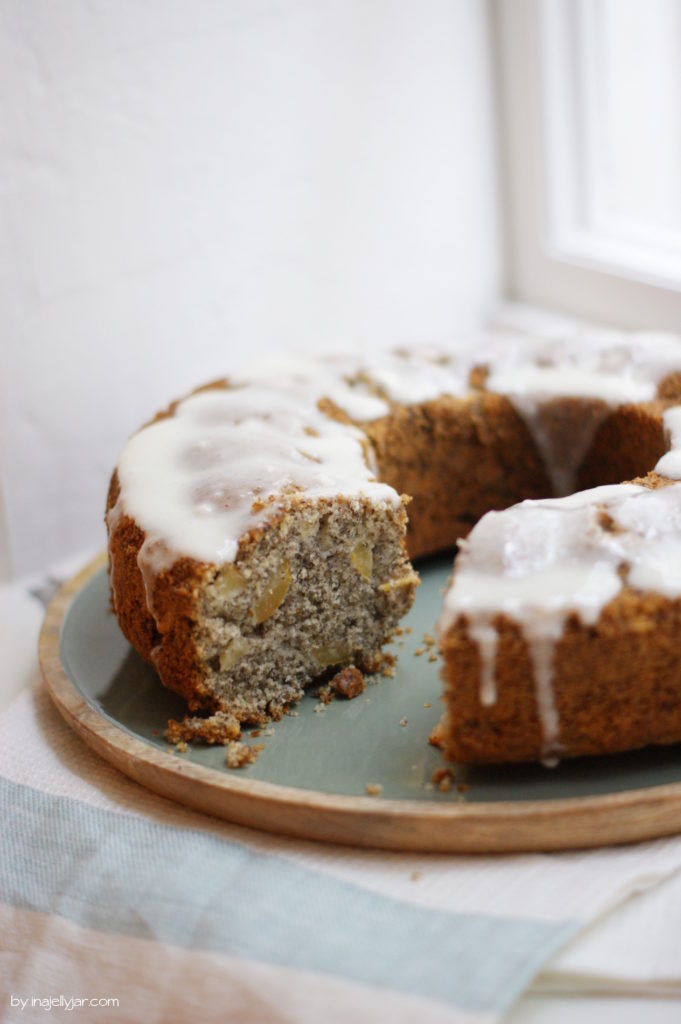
xmin=493 ymin=0 xmax=681 ymax=329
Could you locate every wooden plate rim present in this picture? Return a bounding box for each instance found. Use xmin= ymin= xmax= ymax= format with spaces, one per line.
xmin=39 ymin=553 xmax=681 ymax=852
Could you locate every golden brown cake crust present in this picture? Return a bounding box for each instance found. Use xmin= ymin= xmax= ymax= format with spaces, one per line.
xmin=107 ymin=470 xmax=218 ymax=712
xmin=365 ymin=394 xmax=552 ymax=559
xmin=440 ymin=584 xmax=681 ymax=764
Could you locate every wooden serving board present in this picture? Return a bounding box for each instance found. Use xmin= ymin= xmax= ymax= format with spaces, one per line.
xmin=40 ymin=553 xmax=681 ymax=853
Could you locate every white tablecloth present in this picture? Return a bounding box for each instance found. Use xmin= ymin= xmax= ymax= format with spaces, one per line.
xmin=1 ymin=559 xmax=680 ymax=1023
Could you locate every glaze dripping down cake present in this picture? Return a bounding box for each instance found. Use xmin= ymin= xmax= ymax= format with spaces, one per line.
xmin=106 ymin=306 xmax=681 ymax=763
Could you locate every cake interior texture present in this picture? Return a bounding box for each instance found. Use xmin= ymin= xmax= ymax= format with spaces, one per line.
xmin=106 ymin=307 xmax=681 ymax=763
xmin=108 ymin=479 xmax=415 ymax=723
xmin=188 ymin=496 xmax=414 ymax=721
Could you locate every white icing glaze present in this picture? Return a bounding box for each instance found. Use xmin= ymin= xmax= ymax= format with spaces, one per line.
xmin=110 ymin=378 xmax=399 ymax=572
xmin=655 ymin=406 xmax=681 ymax=479
xmin=358 ymin=326 xmax=681 ymax=495
xmin=438 ymin=482 xmax=681 ymax=758
xmin=470 ymin=622 xmax=498 ymax=707
xmin=244 ymin=354 xmax=391 ymax=422
xmin=360 ymin=349 xmax=470 ymax=404
xmin=483 ymin=330 xmax=680 ymax=495
xmin=112 ymin=324 xmax=681 ymax=578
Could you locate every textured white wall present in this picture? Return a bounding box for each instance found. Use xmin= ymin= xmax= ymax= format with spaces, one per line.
xmin=0 ymin=0 xmax=502 ymax=579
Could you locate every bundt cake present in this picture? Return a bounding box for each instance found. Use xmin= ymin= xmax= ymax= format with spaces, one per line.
xmin=105 ymin=307 xmax=681 ymax=764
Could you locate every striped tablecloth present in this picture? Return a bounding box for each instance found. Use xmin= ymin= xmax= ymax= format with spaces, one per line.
xmin=2 ymin=565 xmax=680 ymax=1023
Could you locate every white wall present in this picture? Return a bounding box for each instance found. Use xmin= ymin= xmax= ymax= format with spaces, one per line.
xmin=0 ymin=0 xmax=502 ymax=579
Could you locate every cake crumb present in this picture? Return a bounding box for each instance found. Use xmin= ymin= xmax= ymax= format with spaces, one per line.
xmin=263 ymin=727 xmax=275 ymax=737
xmin=457 ymin=782 xmax=469 ymax=794
xmin=316 ymin=685 xmax=334 ymax=705
xmin=428 ymin=653 xmax=438 ymax=663
xmin=399 ymin=716 xmax=408 ymax=727
xmin=422 ymin=632 xmax=435 ymax=648
xmin=428 ymin=722 xmax=445 ymax=748
xmin=404 ymin=626 xmax=412 ymax=634
xmin=165 ymin=710 xmax=241 ymax=747
xmin=251 ymin=729 xmax=262 ymax=738
xmin=432 ymin=767 xmax=454 ymax=792
xmin=410 ymin=870 xmax=423 ymax=882
xmin=365 ymin=783 xmax=383 ymax=797
xmin=226 ymin=741 xmax=258 ymax=769
xmin=359 ymin=650 xmax=393 ymax=675
xmin=414 ymin=647 xmax=425 ymax=657
xmin=381 ymin=655 xmax=396 ymax=678
xmin=313 ymin=703 xmax=327 ymax=714
xmin=330 ymin=666 xmax=366 ymax=700
xmin=424 ymin=702 xmax=431 ymax=708
xmin=174 ymin=740 xmax=188 ymax=753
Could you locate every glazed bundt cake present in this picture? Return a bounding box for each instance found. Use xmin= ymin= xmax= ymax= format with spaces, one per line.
xmin=106 ymin=307 xmax=681 ymax=763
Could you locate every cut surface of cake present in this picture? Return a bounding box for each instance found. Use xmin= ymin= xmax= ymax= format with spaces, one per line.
xmin=105 ymin=306 xmax=681 ymax=762
xmin=107 ymin=372 xmax=416 ymax=724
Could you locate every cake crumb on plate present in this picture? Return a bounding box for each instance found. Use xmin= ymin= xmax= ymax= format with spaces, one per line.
xmin=226 ymin=741 xmax=258 ymax=769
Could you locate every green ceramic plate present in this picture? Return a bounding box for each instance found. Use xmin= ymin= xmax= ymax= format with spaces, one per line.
xmin=58 ymin=555 xmax=681 ymax=806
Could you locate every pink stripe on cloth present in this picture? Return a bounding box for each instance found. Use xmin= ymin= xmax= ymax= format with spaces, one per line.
xmin=0 ymin=903 xmax=482 ymax=1024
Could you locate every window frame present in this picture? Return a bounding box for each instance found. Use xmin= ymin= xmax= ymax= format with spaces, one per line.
xmin=493 ymin=0 xmax=681 ymax=328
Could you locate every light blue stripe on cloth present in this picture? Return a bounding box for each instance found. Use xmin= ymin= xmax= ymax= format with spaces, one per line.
xmin=2 ymin=776 xmax=575 ymax=1014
